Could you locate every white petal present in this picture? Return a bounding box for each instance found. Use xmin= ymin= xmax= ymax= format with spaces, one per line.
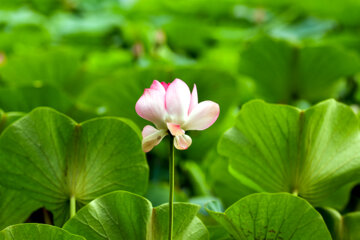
xmin=165 ymin=78 xmax=191 ymax=124
xmin=142 ymin=125 xmax=168 ymax=152
xmin=183 ymin=101 xmax=220 ymax=131
xmin=188 ymin=84 xmax=198 ymax=114
xmin=174 ymin=134 xmax=192 ymax=150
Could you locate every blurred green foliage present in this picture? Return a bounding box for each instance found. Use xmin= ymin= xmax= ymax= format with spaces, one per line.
xmin=0 ymin=0 xmax=360 ymax=236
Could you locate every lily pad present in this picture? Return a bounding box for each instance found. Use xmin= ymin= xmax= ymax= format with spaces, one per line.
xmin=219 ymin=99 xmax=360 ymax=205
xmin=0 ymin=86 xmax=73 ymax=114
xmin=0 ymin=47 xmax=81 ymax=94
xmin=318 ymin=208 xmax=360 ymax=240
xmin=204 ymin=149 xmax=255 ymax=207
xmin=239 ymin=37 xmax=360 ymax=103
xmin=0 ymin=110 xmax=41 ymax=230
xmin=63 ymin=190 xmax=209 ymax=240
xmin=0 ymin=224 xmax=85 ymax=240
xmin=0 ymin=107 xmax=148 ymax=226
xmin=0 ymin=188 xmax=41 ymax=230
xmin=206 ymin=193 xmax=331 ymax=240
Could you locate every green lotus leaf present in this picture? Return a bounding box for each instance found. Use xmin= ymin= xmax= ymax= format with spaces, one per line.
xmin=206 ymin=193 xmax=331 ymax=240
xmin=204 ymin=149 xmax=255 ymax=207
xmin=0 ymin=86 xmax=73 ymax=114
xmin=1 ymin=48 xmax=81 ymax=94
xmin=239 ymin=37 xmax=360 ymax=103
xmin=219 ymin=99 xmax=360 ymax=205
xmin=0 ymin=107 xmax=148 ymax=226
xmin=0 ymin=224 xmax=85 ymax=240
xmin=64 ymin=190 xmax=208 ymax=240
xmin=0 ymin=110 xmax=41 ymax=229
xmin=0 ymin=188 xmax=41 ymax=230
xmin=318 ymin=208 xmax=360 ymax=240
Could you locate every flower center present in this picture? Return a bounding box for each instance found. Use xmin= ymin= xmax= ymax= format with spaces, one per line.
xmin=166 ymin=123 xmax=185 ymax=136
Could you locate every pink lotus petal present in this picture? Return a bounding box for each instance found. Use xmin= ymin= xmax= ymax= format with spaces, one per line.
xmin=135 ymin=86 xmax=166 ymax=128
xmin=188 ymin=84 xmax=198 ymax=115
xmin=141 ymin=125 xmax=168 ymax=152
xmin=165 ymin=78 xmax=191 ymax=124
xmin=167 ymin=122 xmax=185 ymax=136
xmin=161 ymin=82 xmax=169 ymax=90
xmin=174 ymin=134 xmax=192 ymax=150
xmin=150 ymin=80 xmax=166 ymax=93
xmin=183 ymin=101 xmax=220 ymax=130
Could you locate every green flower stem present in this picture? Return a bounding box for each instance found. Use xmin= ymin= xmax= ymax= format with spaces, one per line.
xmin=70 ymin=195 xmax=76 ymax=218
xmin=168 ymin=137 xmax=175 ymax=240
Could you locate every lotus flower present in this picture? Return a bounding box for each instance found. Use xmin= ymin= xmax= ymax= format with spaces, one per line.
xmin=136 ymin=78 xmax=220 ymax=152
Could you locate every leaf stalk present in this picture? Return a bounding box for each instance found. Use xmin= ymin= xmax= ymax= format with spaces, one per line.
xmin=70 ymin=195 xmax=76 ymax=218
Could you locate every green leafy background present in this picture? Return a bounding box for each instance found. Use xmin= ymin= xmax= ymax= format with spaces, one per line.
xmin=0 ymin=0 xmax=359 ymax=239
